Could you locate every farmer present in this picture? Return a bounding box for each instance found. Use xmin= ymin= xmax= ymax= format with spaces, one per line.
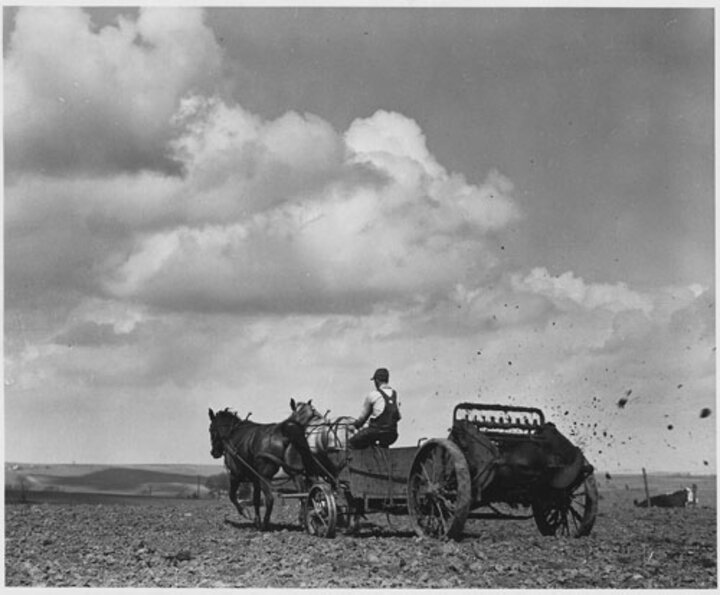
xmin=348 ymin=367 xmax=401 ymax=449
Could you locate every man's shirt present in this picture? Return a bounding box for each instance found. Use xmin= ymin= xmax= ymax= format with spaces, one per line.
xmin=356 ymin=383 xmax=397 ymax=427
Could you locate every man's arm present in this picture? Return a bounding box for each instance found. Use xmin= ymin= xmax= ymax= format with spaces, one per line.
xmin=354 ymin=395 xmax=373 ymax=428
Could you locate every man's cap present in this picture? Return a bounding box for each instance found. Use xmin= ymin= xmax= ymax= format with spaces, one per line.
xmin=371 ymin=368 xmax=389 ymax=382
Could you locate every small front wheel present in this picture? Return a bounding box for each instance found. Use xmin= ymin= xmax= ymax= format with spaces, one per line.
xmin=407 ymin=439 xmax=472 ymax=539
xmin=304 ymin=482 xmax=337 ymax=538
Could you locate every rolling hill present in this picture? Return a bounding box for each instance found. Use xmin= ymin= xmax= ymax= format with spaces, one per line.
xmin=5 ymin=463 xmax=226 ymax=498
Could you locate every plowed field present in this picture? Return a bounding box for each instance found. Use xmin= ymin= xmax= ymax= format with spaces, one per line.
xmin=5 ymin=479 xmax=716 ymax=589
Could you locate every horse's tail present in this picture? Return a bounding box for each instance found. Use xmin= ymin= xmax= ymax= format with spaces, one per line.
xmin=281 ymin=420 xmax=319 ymax=478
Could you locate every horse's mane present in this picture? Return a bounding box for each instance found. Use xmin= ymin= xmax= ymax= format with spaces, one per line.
xmin=212 ymin=408 xmax=235 ymax=422
xmin=214 ymin=400 xmax=318 ymax=430
xmin=216 ymin=408 xmax=253 ymax=423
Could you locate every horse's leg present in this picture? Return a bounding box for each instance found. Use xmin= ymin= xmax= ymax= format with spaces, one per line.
xmin=260 ymin=480 xmax=274 ymax=531
xmin=228 ymin=474 xmax=248 ymax=519
xmin=252 ymin=479 xmax=263 ymax=529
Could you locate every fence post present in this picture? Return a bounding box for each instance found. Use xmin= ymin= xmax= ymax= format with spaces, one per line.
xmin=642 ymin=467 xmax=651 ymax=507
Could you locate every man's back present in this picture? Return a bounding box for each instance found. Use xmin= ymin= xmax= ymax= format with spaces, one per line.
xmin=349 ymin=368 xmax=400 ymax=449
xmin=370 ymin=384 xmax=400 ymax=428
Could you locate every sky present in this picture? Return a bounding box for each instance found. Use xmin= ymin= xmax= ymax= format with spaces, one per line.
xmin=3 ymin=6 xmax=715 ymax=473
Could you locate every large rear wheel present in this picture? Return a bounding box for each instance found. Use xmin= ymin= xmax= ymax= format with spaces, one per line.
xmin=532 ymin=473 xmax=599 ymax=537
xmin=407 ymin=439 xmax=472 ymax=540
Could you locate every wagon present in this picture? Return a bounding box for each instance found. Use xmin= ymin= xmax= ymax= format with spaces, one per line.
xmin=299 ymin=402 xmax=599 ymax=540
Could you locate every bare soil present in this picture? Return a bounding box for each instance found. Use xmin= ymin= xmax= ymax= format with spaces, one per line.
xmin=5 ymin=478 xmax=716 ymax=589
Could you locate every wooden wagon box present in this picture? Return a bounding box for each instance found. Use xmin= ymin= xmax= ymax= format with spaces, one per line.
xmin=344 ymin=446 xmax=417 ymax=499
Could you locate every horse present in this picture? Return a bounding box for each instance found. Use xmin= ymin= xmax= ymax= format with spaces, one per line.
xmin=208 ymin=398 xmax=318 ymax=530
xmin=302 ymin=405 xmax=358 ymax=478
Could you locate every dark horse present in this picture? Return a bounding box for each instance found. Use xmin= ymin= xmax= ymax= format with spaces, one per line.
xmin=208 ymin=399 xmax=318 ymax=530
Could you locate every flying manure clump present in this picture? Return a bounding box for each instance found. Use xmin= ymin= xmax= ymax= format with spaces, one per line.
xmin=616 ymin=389 xmax=633 ymax=409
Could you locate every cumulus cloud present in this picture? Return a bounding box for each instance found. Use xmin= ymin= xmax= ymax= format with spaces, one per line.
xmin=511 ymin=267 xmax=654 ymax=314
xmin=4 ymin=6 xmax=222 ymax=176
xmin=4 ymin=172 xmax=185 ymax=311
xmin=5 ymin=8 xmax=712 ymax=472
xmin=96 ymin=99 xmax=520 ymax=313
xmin=5 ymin=6 xmax=522 ymax=317
xmin=167 ymin=95 xmax=352 ymax=222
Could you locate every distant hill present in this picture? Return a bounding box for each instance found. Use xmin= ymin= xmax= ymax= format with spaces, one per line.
xmin=5 ymin=463 xmax=226 ymax=498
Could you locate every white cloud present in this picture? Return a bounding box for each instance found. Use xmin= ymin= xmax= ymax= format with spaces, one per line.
xmin=168 ymin=95 xmax=348 ymax=222
xmin=4 ymin=172 xmax=183 ymax=311
xmin=511 ymin=267 xmax=654 ymax=314
xmin=4 ymin=7 xmax=713 ymax=472
xmin=5 ymin=7 xmax=222 ymax=175
xmin=97 ymin=99 xmax=520 ymax=313
xmin=345 ymin=109 xmax=445 ymax=178
xmin=346 ymin=111 xmax=519 ymax=235
xmin=5 ymin=6 xmax=521 ymax=316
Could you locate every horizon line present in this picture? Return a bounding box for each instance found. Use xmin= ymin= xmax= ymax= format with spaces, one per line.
xmin=5 ymin=461 xmax=716 ymax=477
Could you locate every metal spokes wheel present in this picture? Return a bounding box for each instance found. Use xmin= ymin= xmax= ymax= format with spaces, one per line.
xmin=304 ymin=482 xmax=337 ymax=538
xmin=407 ymin=439 xmax=472 ymax=540
xmin=532 ymin=473 xmax=599 ymax=537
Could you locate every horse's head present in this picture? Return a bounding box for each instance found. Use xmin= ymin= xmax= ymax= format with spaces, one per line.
xmin=208 ymin=408 xmax=241 ymax=459
xmin=289 ymin=398 xmax=322 ymax=427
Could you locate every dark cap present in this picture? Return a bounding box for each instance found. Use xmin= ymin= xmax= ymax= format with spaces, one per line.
xmin=371 ymin=368 xmax=389 ymax=382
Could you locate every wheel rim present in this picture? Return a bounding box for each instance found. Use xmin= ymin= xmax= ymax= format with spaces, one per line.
xmin=305 ymin=483 xmax=337 ymax=538
xmin=407 ymin=439 xmax=471 ymax=539
xmin=534 ymin=474 xmax=598 ymax=537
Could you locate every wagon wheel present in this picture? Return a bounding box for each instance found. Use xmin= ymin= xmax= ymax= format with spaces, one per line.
xmin=407 ymin=438 xmax=472 ymax=540
xmin=304 ymin=482 xmax=337 ymax=538
xmin=532 ymin=473 xmax=599 ymax=537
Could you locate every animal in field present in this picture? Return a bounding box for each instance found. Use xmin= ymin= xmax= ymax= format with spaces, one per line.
xmin=208 ymin=399 xmax=318 ymax=530
xmin=634 ymin=484 xmax=698 ymax=508
xmin=302 ymin=405 xmax=358 ymax=477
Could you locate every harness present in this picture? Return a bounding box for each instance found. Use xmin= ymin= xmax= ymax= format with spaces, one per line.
xmin=369 ymin=387 xmax=400 ymax=429
xmin=306 ymin=417 xmax=353 ymax=452
xmin=216 ymin=422 xmax=281 ymax=491
xmin=216 ymin=417 xmax=338 ymax=491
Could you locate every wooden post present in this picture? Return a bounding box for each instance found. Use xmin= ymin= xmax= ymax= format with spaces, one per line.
xmin=642 ymin=467 xmax=651 ymax=507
